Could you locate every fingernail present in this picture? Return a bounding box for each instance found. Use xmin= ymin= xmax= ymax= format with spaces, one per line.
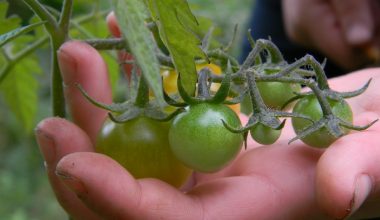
xmin=56 ymin=169 xmax=87 ymax=196
xmin=346 ymin=24 xmax=372 ymax=45
xmin=57 ymin=47 xmax=77 ymax=85
xmin=106 ymin=11 xmax=121 ymax=37
xmin=346 ymin=175 xmax=373 ymax=219
xmin=35 ymin=128 xmax=56 ymax=166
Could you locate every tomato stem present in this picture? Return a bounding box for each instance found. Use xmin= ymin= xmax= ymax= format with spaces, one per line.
xmin=305 ymin=56 xmax=330 ymax=90
xmin=308 ymin=83 xmax=334 ymax=116
xmin=197 ymin=68 xmax=212 ymax=99
xmin=245 ymin=69 xmax=267 ymax=113
xmin=22 ymin=0 xmax=76 ymax=117
xmin=135 ymin=75 xmax=150 ymax=108
xmin=58 ymin=0 xmax=73 ymax=41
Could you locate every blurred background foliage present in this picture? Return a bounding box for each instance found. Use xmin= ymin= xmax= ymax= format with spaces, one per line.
xmin=0 ymin=0 xmax=253 ymax=219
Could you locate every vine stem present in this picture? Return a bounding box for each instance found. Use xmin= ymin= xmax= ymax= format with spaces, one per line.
xmin=58 ymin=0 xmax=73 ymax=40
xmin=135 ymin=75 xmax=150 ymax=108
xmin=246 ymin=69 xmax=267 ymax=113
xmin=50 ymin=37 xmax=66 ymax=117
xmin=83 ymin=38 xmax=241 ymax=69
xmin=308 ymin=82 xmax=334 ymax=115
xmin=22 ymin=0 xmax=73 ymax=117
xmin=22 ymin=0 xmax=58 ymax=32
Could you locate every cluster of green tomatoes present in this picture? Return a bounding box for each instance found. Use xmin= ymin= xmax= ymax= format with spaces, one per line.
xmin=80 ymin=39 xmax=374 ymax=188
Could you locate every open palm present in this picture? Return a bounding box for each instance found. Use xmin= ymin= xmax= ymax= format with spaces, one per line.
xmin=35 ymin=16 xmax=380 ymax=220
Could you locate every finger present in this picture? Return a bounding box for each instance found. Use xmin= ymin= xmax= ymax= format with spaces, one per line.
xmin=328 ymin=67 xmax=380 ymax=116
xmin=332 ymin=0 xmax=375 ymax=45
xmin=231 ymin=144 xmax=328 ymax=219
xmin=106 ymin=11 xmax=121 ymax=37
xmin=283 ymin=0 xmax=367 ymax=69
xmin=56 ymin=152 xmax=202 ymax=220
xmin=193 ymin=143 xmax=332 ymax=219
xmin=58 ymin=41 xmax=112 ymax=143
xmin=35 ymin=117 xmax=100 ymax=220
xmin=57 ymin=145 xmax=331 ymax=219
xmin=191 ymin=114 xmax=260 ymax=184
xmin=316 ymin=112 xmax=380 ymax=219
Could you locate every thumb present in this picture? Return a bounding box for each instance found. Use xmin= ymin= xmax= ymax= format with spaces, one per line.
xmin=56 ymin=152 xmax=202 ymax=220
xmin=332 ymin=0 xmax=375 ymax=46
xmin=316 ymin=112 xmax=380 ymax=219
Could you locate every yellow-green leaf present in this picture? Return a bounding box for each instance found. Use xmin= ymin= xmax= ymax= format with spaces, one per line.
xmin=145 ymin=0 xmax=206 ymax=95
xmin=112 ymin=0 xmax=163 ymax=103
xmin=0 ymin=57 xmax=39 ymax=132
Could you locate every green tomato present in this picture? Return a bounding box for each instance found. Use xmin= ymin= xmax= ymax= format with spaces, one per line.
xmin=257 ymin=69 xmax=301 ymax=110
xmin=250 ymin=123 xmax=281 ymax=145
xmin=291 ymin=95 xmax=353 ymax=148
xmin=96 ymin=117 xmax=192 ymax=188
xmin=169 ymin=103 xmax=243 ymax=173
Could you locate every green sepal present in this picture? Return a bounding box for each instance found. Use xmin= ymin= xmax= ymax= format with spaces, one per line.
xmin=109 ymin=107 xmax=142 ymax=123
xmin=177 ymin=74 xmax=202 ymax=105
xmin=223 ymin=89 xmax=248 ymax=105
xmin=77 ymin=83 xmax=130 ymax=113
xmin=222 ymin=116 xmax=258 ymax=134
xmin=163 ymin=90 xmax=187 ymax=107
xmin=145 ymin=107 xmax=185 ymax=122
xmin=209 ymin=62 xmax=232 ymax=104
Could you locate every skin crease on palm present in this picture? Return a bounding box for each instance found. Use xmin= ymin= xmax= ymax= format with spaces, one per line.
xmin=34 ymin=13 xmax=380 ymax=220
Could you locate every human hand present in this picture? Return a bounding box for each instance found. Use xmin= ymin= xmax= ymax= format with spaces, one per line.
xmin=35 ymin=14 xmax=380 ymax=220
xmin=282 ymin=0 xmax=380 ymax=70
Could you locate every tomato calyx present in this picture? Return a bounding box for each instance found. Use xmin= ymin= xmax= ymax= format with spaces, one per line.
xmin=222 ymin=62 xmax=313 ymax=147
xmin=289 ymin=90 xmax=378 ymax=145
xmin=77 ymin=73 xmax=183 ymax=123
xmin=288 ymin=75 xmax=377 ymax=146
xmin=164 ymin=62 xmax=243 ymax=107
xmin=241 ymin=48 xmax=377 ymax=146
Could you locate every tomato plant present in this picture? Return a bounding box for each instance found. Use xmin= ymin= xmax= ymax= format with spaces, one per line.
xmin=3 ymin=1 xmax=377 ymax=219
xmin=96 ymin=117 xmax=192 ymax=188
xmin=291 ymin=95 xmax=353 ymax=148
xmin=257 ymin=69 xmax=301 ymax=110
xmin=250 ymin=123 xmax=281 ymax=145
xmin=169 ymin=103 xmax=243 ymax=173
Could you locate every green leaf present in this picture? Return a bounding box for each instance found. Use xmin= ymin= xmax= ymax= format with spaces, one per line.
xmin=69 ymin=10 xmax=110 ymax=39
xmin=29 ymin=15 xmax=48 ymax=38
xmin=0 ymin=2 xmax=21 ymax=34
xmin=112 ymin=0 xmax=163 ymax=104
xmin=0 ymin=57 xmax=40 ymax=132
xmin=145 ymin=0 xmax=206 ymax=95
xmin=0 ymin=21 xmax=46 ymax=47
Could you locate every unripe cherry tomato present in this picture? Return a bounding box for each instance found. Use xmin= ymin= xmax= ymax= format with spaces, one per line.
xmin=96 ymin=117 xmax=192 ymax=188
xmin=250 ymin=123 xmax=281 ymax=145
xmin=257 ymin=69 xmax=301 ymax=110
xmin=291 ymin=95 xmax=353 ymax=148
xmin=169 ymin=103 xmax=243 ymax=173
